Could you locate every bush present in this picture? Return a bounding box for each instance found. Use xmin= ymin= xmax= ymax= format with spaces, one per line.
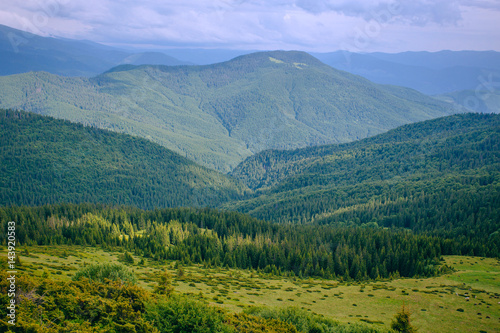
xmin=146 ymin=295 xmax=233 ymax=333
xmin=244 ymin=306 xmax=384 ymax=333
xmin=226 ymin=313 xmax=298 ymax=332
xmin=72 ymin=263 xmax=137 ymax=285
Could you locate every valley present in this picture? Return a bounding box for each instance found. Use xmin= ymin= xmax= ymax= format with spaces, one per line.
xmin=0 ymin=23 xmax=499 ymax=332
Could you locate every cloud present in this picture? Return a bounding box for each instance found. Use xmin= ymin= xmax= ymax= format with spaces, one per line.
xmin=294 ymin=0 xmax=499 ymax=25
xmin=0 ymin=0 xmax=499 ymax=52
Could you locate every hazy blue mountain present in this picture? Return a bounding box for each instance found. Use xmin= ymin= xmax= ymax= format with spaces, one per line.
xmin=0 ymin=50 xmax=455 ymax=171
xmin=369 ymin=50 xmax=500 ymax=70
xmin=0 ymin=24 xmax=188 ymax=76
xmin=436 ymin=89 xmax=500 ymax=114
xmin=313 ymin=50 xmax=500 ymax=95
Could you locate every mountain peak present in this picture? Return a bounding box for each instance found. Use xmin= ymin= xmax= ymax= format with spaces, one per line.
xmin=227 ymin=50 xmax=327 ymax=68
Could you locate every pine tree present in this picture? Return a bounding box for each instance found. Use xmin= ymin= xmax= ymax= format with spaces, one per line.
xmin=391 ymin=304 xmax=418 ymax=333
xmin=154 ymin=270 xmax=174 ymax=296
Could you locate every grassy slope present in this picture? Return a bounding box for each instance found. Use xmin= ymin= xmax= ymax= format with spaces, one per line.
xmin=4 ymin=246 xmax=499 ymax=333
xmin=0 ymin=110 xmax=246 ymax=208
xmin=0 ymin=51 xmax=454 ymax=171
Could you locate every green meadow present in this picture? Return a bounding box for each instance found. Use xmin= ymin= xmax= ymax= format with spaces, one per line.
xmin=3 ymin=246 xmax=499 ymax=333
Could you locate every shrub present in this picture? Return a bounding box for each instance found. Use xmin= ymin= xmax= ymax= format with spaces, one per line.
xmin=146 ymin=295 xmax=233 ymax=333
xmin=226 ymin=312 xmax=297 ymax=332
xmin=72 ymin=263 xmax=137 ymax=285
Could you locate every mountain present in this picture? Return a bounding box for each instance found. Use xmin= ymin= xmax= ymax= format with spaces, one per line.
xmin=436 ymin=89 xmax=500 ymax=114
xmin=0 ymin=109 xmax=245 ymax=208
xmin=314 ymin=50 xmax=500 ymax=95
xmin=0 ymin=24 xmax=188 ymax=76
xmin=0 ymin=50 xmax=455 ymax=171
xmin=226 ymin=113 xmax=500 ymax=242
xmin=154 ymin=48 xmax=255 ymax=65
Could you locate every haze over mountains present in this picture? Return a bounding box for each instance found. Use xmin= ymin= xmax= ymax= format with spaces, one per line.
xmin=1 ymin=20 xmax=500 ymax=333
xmin=313 ymin=51 xmax=500 ymax=95
xmin=0 ymin=24 xmax=189 ymax=77
xmin=3 ymin=24 xmax=500 ymax=98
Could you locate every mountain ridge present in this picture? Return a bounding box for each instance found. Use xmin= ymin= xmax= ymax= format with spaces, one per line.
xmin=0 ymin=50 xmax=456 ymax=171
xmin=0 ymin=24 xmax=189 ymax=76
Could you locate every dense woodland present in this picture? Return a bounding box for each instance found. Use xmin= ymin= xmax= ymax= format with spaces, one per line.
xmin=2 ymin=203 xmax=489 ymax=281
xmin=0 ymin=109 xmax=244 ymax=208
xmin=0 ymin=39 xmax=498 ymax=332
xmin=228 ymin=114 xmax=500 ymax=243
xmin=1 ymin=111 xmax=499 ymax=280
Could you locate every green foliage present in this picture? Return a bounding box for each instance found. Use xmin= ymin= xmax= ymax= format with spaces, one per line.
xmin=225 ymin=312 xmax=298 ymax=332
xmin=0 ymin=203 xmax=485 ymax=280
xmin=0 ymin=270 xmax=156 ymax=332
xmin=146 ymin=295 xmax=233 ymax=333
xmin=0 ymin=51 xmax=453 ymax=171
xmin=227 ymin=113 xmax=500 ymax=257
xmin=244 ymin=306 xmax=384 ymax=333
xmin=0 ymin=109 xmax=245 ymax=209
xmin=154 ymin=271 xmax=174 ymax=296
xmin=72 ymin=262 xmax=137 ymax=285
xmin=0 ymin=203 xmax=461 ymax=279
xmin=122 ymin=251 xmax=135 ymax=264
xmin=390 ymin=305 xmax=418 ymax=333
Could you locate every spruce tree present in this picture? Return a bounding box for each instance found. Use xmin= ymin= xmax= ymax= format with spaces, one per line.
xmin=391 ymin=304 xmax=418 ymax=332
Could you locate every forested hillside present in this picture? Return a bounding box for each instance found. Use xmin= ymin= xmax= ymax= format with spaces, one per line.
xmin=228 ymin=114 xmax=500 ymax=243
xmin=0 ymin=51 xmax=455 ymax=171
xmin=0 ymin=110 xmax=245 ymax=208
xmin=0 ymin=203 xmax=477 ymax=281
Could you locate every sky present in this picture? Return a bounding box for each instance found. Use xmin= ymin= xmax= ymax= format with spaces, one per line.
xmin=0 ymin=0 xmax=499 ymax=53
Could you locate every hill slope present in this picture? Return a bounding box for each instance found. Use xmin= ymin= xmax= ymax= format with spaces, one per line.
xmin=0 ymin=50 xmax=455 ymax=171
xmin=227 ymin=113 xmax=500 ymax=240
xmin=0 ymin=110 xmax=245 ymax=208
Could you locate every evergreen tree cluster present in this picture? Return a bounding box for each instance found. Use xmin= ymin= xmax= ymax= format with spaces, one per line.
xmin=1 ymin=203 xmax=491 ymax=281
xmin=0 ymin=109 xmax=245 ymax=208
xmin=228 ymin=113 xmax=500 ymax=243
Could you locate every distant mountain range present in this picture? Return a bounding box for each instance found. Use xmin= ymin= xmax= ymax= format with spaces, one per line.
xmin=435 ymin=89 xmax=500 ymax=114
xmin=0 ymin=50 xmax=455 ymax=171
xmin=2 ymin=23 xmax=499 ymax=98
xmin=312 ymin=50 xmax=500 ymax=96
xmin=0 ymin=24 xmax=189 ymax=76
